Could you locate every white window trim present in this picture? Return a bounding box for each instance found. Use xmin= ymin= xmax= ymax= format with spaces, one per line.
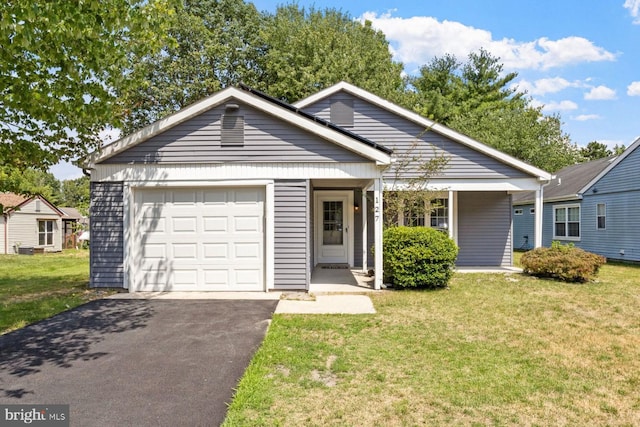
xmin=553 ymin=204 xmax=581 ymax=241
xmin=596 ymin=203 xmax=606 ymax=230
xmin=530 ymin=208 xmax=535 ymax=215
xmin=514 ymin=208 xmax=523 ymax=215
xmin=38 ymin=219 xmax=55 ymax=246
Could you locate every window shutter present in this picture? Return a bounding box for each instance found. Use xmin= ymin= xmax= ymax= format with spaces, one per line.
xmin=221 ymin=112 xmax=244 ymax=146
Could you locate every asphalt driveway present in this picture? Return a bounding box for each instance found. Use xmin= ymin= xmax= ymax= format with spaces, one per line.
xmin=0 ymin=299 xmax=278 ymax=426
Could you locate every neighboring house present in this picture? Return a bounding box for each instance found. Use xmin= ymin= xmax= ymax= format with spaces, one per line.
xmin=0 ymin=192 xmax=64 ymax=254
xmin=84 ymin=82 xmax=551 ymax=292
xmin=59 ymin=207 xmax=88 ymax=249
xmin=513 ymin=137 xmax=640 ymax=261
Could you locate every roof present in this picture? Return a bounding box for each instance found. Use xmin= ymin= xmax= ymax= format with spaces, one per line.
xmin=0 ymin=192 xmax=29 ymax=212
xmin=512 ymin=156 xmax=615 ymax=205
xmin=59 ymin=207 xmax=84 ymax=219
xmin=0 ymin=192 xmax=64 ymax=216
xmin=294 ymin=81 xmax=553 ymax=182
xmin=86 ymin=85 xmax=393 ymax=167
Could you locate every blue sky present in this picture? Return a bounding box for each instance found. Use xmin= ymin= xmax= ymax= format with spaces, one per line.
xmin=52 ymin=0 xmax=640 ymax=180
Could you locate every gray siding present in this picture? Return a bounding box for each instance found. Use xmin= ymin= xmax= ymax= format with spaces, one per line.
xmin=457 ymin=192 xmax=512 ymax=266
xmin=105 ymin=102 xmax=369 ymax=164
xmin=90 ymin=182 xmax=124 ymax=288
xmin=583 ymin=146 xmax=640 ymax=194
xmin=301 ymin=93 xmax=530 ymax=179
xmin=580 ymin=192 xmax=640 ymax=261
xmin=512 ymin=204 xmax=535 ymax=250
xmin=274 ymin=180 xmax=309 ymax=290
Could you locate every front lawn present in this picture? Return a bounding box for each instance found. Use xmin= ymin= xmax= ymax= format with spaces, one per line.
xmin=225 ymin=263 xmax=640 ymax=426
xmin=0 ymin=250 xmax=108 ymax=334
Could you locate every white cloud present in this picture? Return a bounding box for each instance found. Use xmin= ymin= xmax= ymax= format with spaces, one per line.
xmin=541 ymin=100 xmax=579 ymax=112
xmin=360 ymin=12 xmax=617 ymax=71
xmin=515 ymin=77 xmax=582 ymax=96
xmin=584 ymin=85 xmax=617 ymax=100
xmin=624 ymin=0 xmax=640 ymax=24
xmin=574 ymin=114 xmax=601 ymax=121
xmin=627 ymin=81 xmax=640 ymax=96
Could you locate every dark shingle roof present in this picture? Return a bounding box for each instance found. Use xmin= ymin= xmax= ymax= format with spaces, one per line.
xmin=513 ymin=156 xmax=615 ymax=204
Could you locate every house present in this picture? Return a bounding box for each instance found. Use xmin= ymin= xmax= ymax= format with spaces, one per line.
xmin=513 ymin=137 xmax=640 ymax=261
xmin=0 ymin=192 xmax=64 ymax=254
xmin=84 ymin=82 xmax=551 ymax=292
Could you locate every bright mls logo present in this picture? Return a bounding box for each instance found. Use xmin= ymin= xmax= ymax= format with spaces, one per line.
xmin=1 ymin=405 xmax=69 ymax=426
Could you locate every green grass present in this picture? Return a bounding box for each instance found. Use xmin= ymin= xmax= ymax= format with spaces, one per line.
xmin=224 ymin=261 xmax=640 ymax=426
xmin=0 ymin=250 xmax=109 ymax=334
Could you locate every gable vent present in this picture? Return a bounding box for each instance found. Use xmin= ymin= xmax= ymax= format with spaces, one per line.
xmin=330 ymin=99 xmax=354 ymax=127
xmin=221 ymin=110 xmax=244 ymax=147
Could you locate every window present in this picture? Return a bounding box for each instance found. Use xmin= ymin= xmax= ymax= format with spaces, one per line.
xmin=403 ymin=200 xmax=425 ymax=227
xmin=401 ymin=198 xmax=448 ymax=229
xmin=430 ymin=198 xmax=448 ymax=229
xmin=514 ymin=208 xmax=523 ymax=215
xmin=38 ymin=220 xmax=54 ymax=246
xmin=530 ymin=208 xmax=535 ymax=215
xmin=554 ymin=205 xmax=580 ymax=239
xmin=597 ymin=203 xmax=606 ymax=229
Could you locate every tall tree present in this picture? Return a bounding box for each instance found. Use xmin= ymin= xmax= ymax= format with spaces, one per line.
xmin=2 ymin=169 xmax=61 ymax=203
xmin=1 ymin=0 xmax=175 ymax=190
xmin=260 ymin=5 xmax=404 ymax=103
xmin=60 ymin=176 xmax=90 ymax=215
xmin=580 ymin=141 xmax=613 ymax=161
xmin=410 ymin=49 xmax=579 ymax=172
xmin=119 ymin=0 xmax=265 ymax=133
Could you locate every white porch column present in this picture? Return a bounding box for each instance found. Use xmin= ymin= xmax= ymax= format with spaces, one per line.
xmin=447 ymin=190 xmax=455 ymax=242
xmin=534 ymin=184 xmax=544 ymax=248
xmin=374 ymin=178 xmax=383 ymax=290
xmin=361 ymin=189 xmax=367 ymax=272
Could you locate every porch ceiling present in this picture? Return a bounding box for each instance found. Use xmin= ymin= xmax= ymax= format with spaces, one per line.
xmin=311 ymin=178 xmax=372 ymax=189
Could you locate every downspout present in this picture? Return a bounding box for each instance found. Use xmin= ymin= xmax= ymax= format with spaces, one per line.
xmin=3 ymin=213 xmax=7 ymax=254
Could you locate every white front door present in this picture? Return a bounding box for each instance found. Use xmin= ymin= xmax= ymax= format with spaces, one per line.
xmin=315 ymin=191 xmax=353 ymax=265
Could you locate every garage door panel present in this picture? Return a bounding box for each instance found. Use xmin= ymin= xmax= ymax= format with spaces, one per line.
xmin=172 ymin=216 xmax=198 ymax=233
xmin=233 ymin=216 xmax=261 ymax=232
xmin=203 ymin=243 xmax=228 ymax=260
xmin=134 ymin=187 xmax=264 ymax=291
xmin=203 ymin=216 xmax=228 ymax=232
xmin=172 ymin=243 xmax=197 ymax=259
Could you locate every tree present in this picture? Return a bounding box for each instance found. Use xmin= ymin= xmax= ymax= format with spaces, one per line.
xmin=612 ymin=144 xmax=627 ymax=156
xmin=260 ymin=5 xmax=404 ymax=103
xmin=410 ymin=49 xmax=580 ymax=172
xmin=119 ymin=0 xmax=265 ymax=133
xmin=1 ymin=0 xmax=175 ymax=189
xmin=60 ymin=176 xmax=90 ymax=215
xmin=1 ymin=168 xmax=61 ymax=203
xmin=449 ymin=107 xmax=580 ymax=172
xmin=580 ymin=141 xmax=612 ymax=161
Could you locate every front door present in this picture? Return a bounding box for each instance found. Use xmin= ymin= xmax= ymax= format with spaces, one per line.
xmin=315 ymin=191 xmax=352 ymax=265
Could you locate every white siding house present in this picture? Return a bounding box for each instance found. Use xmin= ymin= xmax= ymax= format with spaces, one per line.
xmin=0 ymin=193 xmax=64 ymax=254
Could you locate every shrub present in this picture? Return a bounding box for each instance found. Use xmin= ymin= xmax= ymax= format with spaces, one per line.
xmin=383 ymin=226 xmax=458 ymax=289
xmin=520 ymin=241 xmax=606 ymax=283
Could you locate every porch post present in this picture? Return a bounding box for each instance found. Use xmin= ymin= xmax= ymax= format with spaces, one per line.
xmin=534 ymin=184 xmax=544 ymax=248
xmin=447 ymin=190 xmax=454 ymax=241
xmin=361 ymin=189 xmax=367 ymax=272
xmin=374 ymin=178 xmax=383 ymax=290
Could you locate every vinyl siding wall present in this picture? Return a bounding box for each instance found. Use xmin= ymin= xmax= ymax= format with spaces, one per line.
xmin=301 ymin=93 xmax=530 ymax=179
xmin=104 ymin=103 xmax=369 ymax=164
xmin=512 ymin=204 xmax=535 ymax=250
xmin=274 ymin=180 xmax=310 ymax=289
xmin=4 ymin=199 xmax=62 ymax=253
xmin=90 ymin=182 xmax=124 ymax=288
xmin=457 ymin=192 xmax=512 ymax=266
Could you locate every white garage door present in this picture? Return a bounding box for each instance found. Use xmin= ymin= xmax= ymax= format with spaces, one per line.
xmin=133 ymin=187 xmax=265 ymax=291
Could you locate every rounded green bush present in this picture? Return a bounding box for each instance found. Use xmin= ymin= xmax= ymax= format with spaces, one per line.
xmin=520 ymin=242 xmax=606 ymax=283
xmin=383 ymin=226 xmax=459 ymax=289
